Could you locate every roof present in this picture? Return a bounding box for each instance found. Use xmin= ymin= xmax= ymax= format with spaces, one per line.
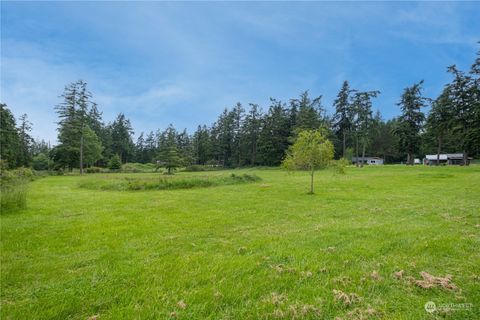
xmin=351 ymin=157 xmax=384 ymax=160
xmin=425 ymin=153 xmax=466 ymax=160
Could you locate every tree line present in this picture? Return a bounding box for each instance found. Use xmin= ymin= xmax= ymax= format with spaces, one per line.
xmin=1 ymin=47 xmax=479 ymax=170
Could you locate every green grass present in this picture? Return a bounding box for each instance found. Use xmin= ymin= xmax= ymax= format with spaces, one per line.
xmin=77 ymin=173 xmax=261 ymax=191
xmin=1 ymin=166 xmax=479 ymax=319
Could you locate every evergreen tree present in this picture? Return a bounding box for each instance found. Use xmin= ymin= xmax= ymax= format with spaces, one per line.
xmin=332 ymin=81 xmax=354 ymax=158
xmin=108 ymin=154 xmax=122 ymax=170
xmin=144 ymin=131 xmax=157 ymax=163
xmin=135 ymin=132 xmax=146 ymax=163
xmin=192 ymin=125 xmax=212 ymax=165
xmin=213 ymin=109 xmax=235 ymax=167
xmin=394 ymin=81 xmax=427 ymax=165
xmin=444 ymin=50 xmax=480 ymax=162
xmin=177 ymin=129 xmax=193 ymax=166
xmin=291 ymin=91 xmax=323 ymax=133
xmin=110 ymin=113 xmax=134 ymax=163
xmin=257 ymin=99 xmax=291 ymax=165
xmin=0 ymin=104 xmax=20 ymax=168
xmin=157 ymin=125 xmax=182 ymax=174
xmin=83 ymin=126 xmax=103 ymax=166
xmin=426 ymin=87 xmax=453 ymax=165
xmin=242 ymin=103 xmax=262 ymax=165
xmin=54 ymin=80 xmax=100 ymax=172
xmin=17 ymin=114 xmax=34 ymax=167
xmin=31 ymin=139 xmax=51 ymax=157
xmin=351 ymin=91 xmax=379 ymax=167
xmin=232 ymin=103 xmax=244 ymax=167
xmin=368 ymin=113 xmax=400 ymax=163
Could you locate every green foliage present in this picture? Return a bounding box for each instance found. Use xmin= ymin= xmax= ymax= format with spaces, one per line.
xmin=32 ymin=153 xmax=50 ymax=171
xmin=330 ymin=158 xmax=349 ymax=175
xmin=0 ymin=167 xmax=33 ymax=212
xmin=78 ymin=173 xmax=261 ymax=191
xmin=183 ymin=164 xmax=221 ymax=172
xmin=85 ymin=166 xmax=103 ymax=174
xmin=121 ymin=162 xmax=156 ymax=173
xmin=0 ymin=104 xmax=21 ymax=169
xmin=157 ymin=125 xmax=182 ymax=174
xmin=394 ymin=81 xmax=427 ymax=165
xmin=83 ymin=126 xmax=103 ymax=166
xmin=332 ymin=81 xmax=354 ymax=157
xmin=257 ymin=99 xmax=291 ymax=166
xmin=283 ymin=130 xmax=334 ymax=171
xmin=54 ymin=80 xmax=105 ymax=171
xmin=108 ymin=154 xmax=122 ymax=171
xmin=17 ymin=114 xmax=34 ymax=167
xmin=282 ymin=129 xmax=334 ymax=193
xmin=110 ymin=113 xmax=135 ymax=163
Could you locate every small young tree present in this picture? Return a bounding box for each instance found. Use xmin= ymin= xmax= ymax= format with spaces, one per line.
xmin=108 ymin=154 xmax=122 ymax=171
xmin=158 ymin=145 xmax=182 ymax=174
xmin=282 ymin=130 xmax=334 ymax=194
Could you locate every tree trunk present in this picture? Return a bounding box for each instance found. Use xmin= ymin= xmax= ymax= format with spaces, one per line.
xmin=436 ymin=137 xmax=442 ymax=166
xmin=361 ymin=139 xmax=366 ymax=168
xmin=342 ymin=130 xmax=346 ymax=158
xmin=355 ymin=136 xmax=359 ymax=168
xmin=79 ymin=134 xmax=84 ymax=175
xmin=310 ymin=168 xmax=314 ymax=194
xmin=463 ymin=150 xmax=468 ymax=166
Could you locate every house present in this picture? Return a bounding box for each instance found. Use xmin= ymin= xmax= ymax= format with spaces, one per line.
xmin=424 ymin=153 xmax=472 ymax=165
xmin=351 ymin=156 xmax=384 ymax=165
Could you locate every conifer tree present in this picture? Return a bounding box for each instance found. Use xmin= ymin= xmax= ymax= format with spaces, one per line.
xmin=394 ymin=81 xmax=427 ymax=165
xmin=333 ymin=81 xmax=354 ymax=158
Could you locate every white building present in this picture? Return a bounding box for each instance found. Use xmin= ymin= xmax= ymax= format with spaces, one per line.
xmin=424 ymin=153 xmax=471 ymax=165
xmin=351 ymin=157 xmax=384 ymax=165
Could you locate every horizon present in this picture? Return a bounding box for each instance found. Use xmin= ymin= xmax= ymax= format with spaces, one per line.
xmin=2 ymin=1 xmax=479 ymax=143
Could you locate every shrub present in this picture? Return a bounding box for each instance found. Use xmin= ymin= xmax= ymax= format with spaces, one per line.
xmin=330 ymin=158 xmax=349 ymax=175
xmin=78 ymin=173 xmax=262 ymax=191
xmin=86 ymin=166 xmax=103 ymax=173
xmin=0 ymin=167 xmax=33 ymax=212
xmin=32 ymin=153 xmax=50 ymax=171
xmin=122 ymin=163 xmax=156 ymax=173
xmin=108 ymin=154 xmax=122 ymax=171
xmin=183 ymin=165 xmax=222 ymax=172
xmin=184 ymin=164 xmax=206 ymax=172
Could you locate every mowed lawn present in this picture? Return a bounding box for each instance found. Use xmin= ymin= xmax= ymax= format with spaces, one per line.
xmin=1 ymin=166 xmax=479 ymax=319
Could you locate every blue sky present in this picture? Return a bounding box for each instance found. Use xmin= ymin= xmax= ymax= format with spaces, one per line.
xmin=1 ymin=1 xmax=479 ymax=143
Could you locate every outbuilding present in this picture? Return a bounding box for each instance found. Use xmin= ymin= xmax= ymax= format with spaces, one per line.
xmin=351 ymin=157 xmax=384 ymax=165
xmin=424 ymin=153 xmax=472 ymax=165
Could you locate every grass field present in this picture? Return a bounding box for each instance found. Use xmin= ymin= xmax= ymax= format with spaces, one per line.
xmin=1 ymin=166 xmax=479 ymax=319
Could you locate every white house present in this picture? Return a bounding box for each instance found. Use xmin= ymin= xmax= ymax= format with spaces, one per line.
xmin=351 ymin=157 xmax=384 ymax=165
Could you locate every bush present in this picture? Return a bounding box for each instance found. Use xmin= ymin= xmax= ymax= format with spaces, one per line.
xmin=183 ymin=164 xmax=223 ymax=172
xmin=78 ymin=173 xmax=262 ymax=191
xmin=86 ymin=166 xmax=103 ymax=173
xmin=108 ymin=154 xmax=122 ymax=171
xmin=184 ymin=165 xmax=206 ymax=172
xmin=122 ymin=163 xmax=156 ymax=173
xmin=32 ymin=153 xmax=50 ymax=171
xmin=1 ymin=167 xmax=33 ymax=213
xmin=330 ymin=158 xmax=349 ymax=175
